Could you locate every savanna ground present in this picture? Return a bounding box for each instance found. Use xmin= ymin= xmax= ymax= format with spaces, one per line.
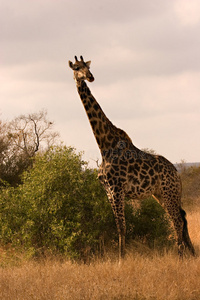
xmin=1 ymin=210 xmax=200 ymax=300
xmin=1 ymin=166 xmax=200 ymax=300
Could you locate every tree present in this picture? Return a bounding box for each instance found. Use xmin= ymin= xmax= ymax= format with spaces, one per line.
xmin=0 ymin=120 xmax=13 ymax=185
xmin=8 ymin=110 xmax=58 ymax=157
xmin=0 ymin=110 xmax=59 ymax=186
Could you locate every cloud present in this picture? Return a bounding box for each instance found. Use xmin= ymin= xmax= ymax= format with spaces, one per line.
xmin=92 ymin=71 xmax=200 ymax=120
xmin=1 ymin=0 xmax=200 ymax=166
xmin=174 ymin=0 xmax=200 ymax=26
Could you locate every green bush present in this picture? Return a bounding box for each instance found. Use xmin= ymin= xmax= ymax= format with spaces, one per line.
xmin=0 ymin=146 xmax=114 ymax=259
xmin=125 ymin=198 xmax=175 ymax=248
xmin=0 ymin=146 xmax=174 ymax=260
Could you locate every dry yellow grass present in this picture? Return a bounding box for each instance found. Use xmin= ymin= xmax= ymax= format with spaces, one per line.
xmin=187 ymin=209 xmax=200 ymax=249
xmin=1 ymin=252 xmax=200 ymax=300
xmin=1 ymin=209 xmax=200 ymax=300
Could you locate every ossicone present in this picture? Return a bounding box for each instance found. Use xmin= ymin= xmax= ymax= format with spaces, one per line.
xmin=74 ymin=55 xmax=85 ymax=63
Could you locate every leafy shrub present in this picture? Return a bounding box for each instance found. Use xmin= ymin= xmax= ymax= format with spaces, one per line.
xmin=0 ymin=146 xmax=174 ymax=260
xmin=125 ymin=198 xmax=175 ymax=248
xmin=0 ymin=146 xmax=114 ymax=259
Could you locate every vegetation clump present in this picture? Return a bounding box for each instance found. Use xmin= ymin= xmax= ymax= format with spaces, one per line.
xmin=1 ymin=146 xmax=174 ymax=260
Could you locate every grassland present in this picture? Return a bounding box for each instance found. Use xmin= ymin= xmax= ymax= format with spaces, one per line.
xmin=1 ymin=208 xmax=200 ymax=300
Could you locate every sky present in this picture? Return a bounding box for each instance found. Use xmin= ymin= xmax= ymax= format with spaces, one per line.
xmin=1 ymin=0 xmax=200 ymax=167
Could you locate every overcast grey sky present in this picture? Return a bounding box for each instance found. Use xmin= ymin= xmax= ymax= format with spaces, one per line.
xmin=1 ymin=0 xmax=200 ymax=167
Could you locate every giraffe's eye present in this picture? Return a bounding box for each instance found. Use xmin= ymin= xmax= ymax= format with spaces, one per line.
xmin=74 ymin=66 xmax=80 ymax=71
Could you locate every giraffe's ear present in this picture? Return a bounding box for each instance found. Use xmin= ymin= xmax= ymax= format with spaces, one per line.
xmin=85 ymin=61 xmax=91 ymax=68
xmin=68 ymin=61 xmax=74 ymax=69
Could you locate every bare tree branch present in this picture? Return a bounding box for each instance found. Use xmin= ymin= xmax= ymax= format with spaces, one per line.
xmin=0 ymin=110 xmax=60 ymax=185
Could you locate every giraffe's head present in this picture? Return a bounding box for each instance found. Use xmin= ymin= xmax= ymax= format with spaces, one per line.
xmin=69 ymin=56 xmax=94 ymax=83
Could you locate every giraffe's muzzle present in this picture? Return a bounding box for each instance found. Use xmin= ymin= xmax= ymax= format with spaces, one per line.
xmin=88 ymin=75 xmax=95 ymax=82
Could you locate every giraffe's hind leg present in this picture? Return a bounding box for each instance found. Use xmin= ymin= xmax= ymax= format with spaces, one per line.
xmin=153 ymin=193 xmax=195 ymax=256
xmin=165 ymin=204 xmax=185 ymax=257
xmin=165 ymin=203 xmax=195 ymax=257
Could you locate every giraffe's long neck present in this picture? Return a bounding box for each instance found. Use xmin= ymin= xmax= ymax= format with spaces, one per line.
xmin=76 ymin=80 xmax=134 ymax=157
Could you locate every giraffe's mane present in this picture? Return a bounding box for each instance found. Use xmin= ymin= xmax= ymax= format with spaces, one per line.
xmin=108 ymin=119 xmax=133 ymax=145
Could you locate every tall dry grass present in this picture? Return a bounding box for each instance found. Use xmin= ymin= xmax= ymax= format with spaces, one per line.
xmin=1 ymin=251 xmax=200 ymax=300
xmin=1 ymin=209 xmax=200 ymax=300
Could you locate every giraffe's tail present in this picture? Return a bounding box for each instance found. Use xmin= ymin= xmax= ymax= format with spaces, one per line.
xmin=180 ymin=208 xmax=196 ymax=256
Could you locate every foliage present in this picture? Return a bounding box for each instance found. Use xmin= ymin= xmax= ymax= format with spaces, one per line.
xmin=0 ymin=145 xmax=175 ymax=260
xmin=180 ymin=165 xmax=200 ymax=208
xmin=126 ymin=198 xmax=175 ymax=248
xmin=0 ymin=146 xmax=115 ymax=259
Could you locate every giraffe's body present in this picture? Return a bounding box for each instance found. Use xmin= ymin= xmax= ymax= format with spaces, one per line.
xmin=69 ymin=56 xmax=195 ymax=259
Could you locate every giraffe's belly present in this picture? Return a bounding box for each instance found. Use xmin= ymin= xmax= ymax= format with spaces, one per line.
xmin=125 ymin=183 xmax=154 ymax=199
xmin=124 ymin=174 xmax=159 ymax=200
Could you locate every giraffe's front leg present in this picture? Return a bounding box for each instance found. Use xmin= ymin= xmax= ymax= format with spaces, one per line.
xmin=115 ymin=195 xmax=126 ymax=260
xmin=119 ymin=229 xmax=126 ymax=260
xmin=98 ymin=171 xmax=126 ymax=260
xmin=106 ymin=186 xmax=126 ymax=260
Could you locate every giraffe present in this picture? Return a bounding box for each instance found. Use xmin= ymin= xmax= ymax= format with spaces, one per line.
xmin=68 ymin=56 xmax=195 ymax=260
